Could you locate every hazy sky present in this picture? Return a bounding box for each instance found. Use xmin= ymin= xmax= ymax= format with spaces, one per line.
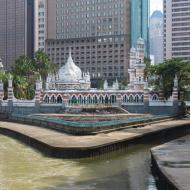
xmin=150 ymin=0 xmax=163 ymax=15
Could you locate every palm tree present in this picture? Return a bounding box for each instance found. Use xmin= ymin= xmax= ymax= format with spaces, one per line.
xmin=12 ymin=55 xmax=34 ymax=76
xmin=34 ymin=50 xmax=57 ymax=82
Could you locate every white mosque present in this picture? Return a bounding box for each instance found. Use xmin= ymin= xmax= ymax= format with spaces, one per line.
xmin=0 ymin=38 xmax=179 ymax=114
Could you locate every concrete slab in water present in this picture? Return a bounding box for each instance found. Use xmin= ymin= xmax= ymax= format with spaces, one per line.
xmin=151 ymin=135 xmax=190 ymax=190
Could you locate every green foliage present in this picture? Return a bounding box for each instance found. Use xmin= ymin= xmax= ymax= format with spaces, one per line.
xmin=91 ymin=79 xmax=104 ymax=89
xmin=11 ymin=51 xmax=56 ymax=100
xmin=0 ymin=70 xmax=9 ymax=99
xmin=34 ymin=50 xmax=57 ymax=82
xmin=149 ymin=58 xmax=190 ymax=100
xmin=119 ymin=80 xmax=127 ymax=90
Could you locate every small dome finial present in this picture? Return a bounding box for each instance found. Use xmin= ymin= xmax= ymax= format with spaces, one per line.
xmin=69 ymin=47 xmax=72 ymax=57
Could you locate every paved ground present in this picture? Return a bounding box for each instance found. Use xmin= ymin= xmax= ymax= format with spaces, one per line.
xmin=151 ymin=134 xmax=190 ymax=190
xmin=0 ymin=118 xmax=190 ymax=149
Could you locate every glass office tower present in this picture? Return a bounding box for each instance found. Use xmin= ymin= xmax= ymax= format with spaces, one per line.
xmin=131 ymin=0 xmax=149 ymax=56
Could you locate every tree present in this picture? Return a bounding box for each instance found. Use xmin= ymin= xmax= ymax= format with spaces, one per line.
xmin=11 ymin=56 xmax=36 ymax=99
xmin=34 ymin=50 xmax=57 ymax=82
xmin=0 ymin=70 xmax=9 ymax=100
xmin=12 ymin=55 xmax=35 ymax=76
xmin=11 ymin=52 xmax=56 ymax=100
xmin=149 ymin=58 xmax=190 ymax=100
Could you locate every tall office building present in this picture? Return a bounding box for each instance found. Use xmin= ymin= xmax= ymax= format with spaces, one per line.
xmin=0 ymin=0 xmax=34 ymax=70
xmin=45 ymin=0 xmax=149 ymax=80
xmin=164 ymin=0 xmax=190 ymax=60
xmin=131 ymin=0 xmax=149 ymax=56
xmin=150 ymin=10 xmax=163 ymax=64
xmin=34 ymin=0 xmax=47 ymax=52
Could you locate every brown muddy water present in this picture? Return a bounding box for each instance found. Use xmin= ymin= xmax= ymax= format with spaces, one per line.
xmin=0 ymin=134 xmax=159 ymax=190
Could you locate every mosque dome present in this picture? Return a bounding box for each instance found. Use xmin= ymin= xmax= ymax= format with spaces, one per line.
xmin=58 ymin=49 xmax=82 ymax=83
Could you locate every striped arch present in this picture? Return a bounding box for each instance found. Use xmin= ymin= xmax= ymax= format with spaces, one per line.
xmin=57 ymin=95 xmax=63 ymax=103
xmin=128 ymin=94 xmax=134 ymax=103
xmin=110 ymin=94 xmax=117 ymax=103
xmin=140 ymin=95 xmax=144 ymax=103
xmin=123 ymin=95 xmax=129 ymax=103
xmin=134 ymin=94 xmax=140 ymax=103
xmin=99 ymin=95 xmax=104 ymax=104
xmin=50 ymin=94 xmax=56 ymax=103
xmin=152 ymin=94 xmax=159 ymax=101
xmin=87 ymin=94 xmax=93 ymax=104
xmin=43 ymin=94 xmax=50 ymax=103
xmin=92 ymin=94 xmax=98 ymax=104
xmin=70 ymin=95 xmax=78 ymax=104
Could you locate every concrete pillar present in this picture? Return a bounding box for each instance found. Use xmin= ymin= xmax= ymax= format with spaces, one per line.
xmin=0 ymin=80 xmax=4 ymax=102
xmin=35 ymin=77 xmax=43 ymax=104
xmin=117 ymin=94 xmax=122 ymax=106
xmin=172 ymin=75 xmax=178 ymax=101
xmin=8 ymin=78 xmax=13 ymax=102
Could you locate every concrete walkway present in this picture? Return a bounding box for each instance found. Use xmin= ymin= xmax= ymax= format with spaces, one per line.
xmin=0 ymin=118 xmax=190 ymax=158
xmin=151 ymin=135 xmax=190 ymax=190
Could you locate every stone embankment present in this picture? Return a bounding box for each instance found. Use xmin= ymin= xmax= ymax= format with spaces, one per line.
xmin=0 ymin=118 xmax=190 ymax=158
xmin=151 ymin=135 xmax=190 ymax=190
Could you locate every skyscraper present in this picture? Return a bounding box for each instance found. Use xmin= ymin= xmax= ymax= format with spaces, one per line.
xmin=131 ymin=0 xmax=149 ymax=56
xmin=164 ymin=0 xmax=190 ymax=61
xmin=0 ymin=0 xmax=34 ymax=70
xmin=45 ymin=0 xmax=149 ymax=80
xmin=45 ymin=0 xmax=130 ymax=80
xmin=34 ymin=0 xmax=47 ymax=52
xmin=150 ymin=10 xmax=163 ymax=64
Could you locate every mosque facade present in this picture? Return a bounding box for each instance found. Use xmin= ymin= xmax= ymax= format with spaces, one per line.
xmin=0 ymin=39 xmax=179 ymax=115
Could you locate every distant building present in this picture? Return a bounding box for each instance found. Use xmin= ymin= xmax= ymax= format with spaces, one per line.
xmin=45 ymin=0 xmax=149 ymax=80
xmin=164 ymin=0 xmax=190 ymax=61
xmin=34 ymin=0 xmax=47 ymax=52
xmin=0 ymin=0 xmax=34 ymax=70
xmin=131 ymin=0 xmax=150 ymax=56
xmin=150 ymin=10 xmax=164 ymax=64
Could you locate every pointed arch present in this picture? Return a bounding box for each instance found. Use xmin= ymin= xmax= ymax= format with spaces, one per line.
xmin=99 ymin=95 xmax=104 ymax=104
xmin=57 ymin=95 xmax=63 ymax=103
xmin=140 ymin=95 xmax=144 ymax=103
xmin=105 ymin=95 xmax=109 ymax=104
xmin=129 ymin=94 xmax=134 ymax=103
xmin=123 ymin=95 xmax=128 ymax=103
xmin=50 ymin=95 xmax=56 ymax=103
xmin=134 ymin=94 xmax=140 ymax=103
xmin=78 ymin=94 xmax=83 ymax=104
xmin=152 ymin=94 xmax=159 ymax=101
xmin=110 ymin=94 xmax=117 ymax=103
xmin=93 ymin=95 xmax=98 ymax=104
xmin=71 ymin=95 xmax=77 ymax=104
xmin=43 ymin=95 xmax=50 ymax=103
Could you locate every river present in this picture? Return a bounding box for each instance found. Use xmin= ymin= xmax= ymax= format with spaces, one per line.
xmin=0 ymin=134 xmax=158 ymax=190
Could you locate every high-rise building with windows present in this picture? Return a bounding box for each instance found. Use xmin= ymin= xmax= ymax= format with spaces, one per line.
xmin=46 ymin=0 xmax=149 ymax=80
xmin=0 ymin=0 xmax=34 ymax=70
xmin=164 ymin=0 xmax=190 ymax=61
xmin=150 ymin=10 xmax=164 ymax=64
xmin=34 ymin=0 xmax=47 ymax=52
xmin=131 ymin=0 xmax=149 ymax=56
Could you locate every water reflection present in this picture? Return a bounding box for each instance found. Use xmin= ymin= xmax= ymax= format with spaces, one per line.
xmin=0 ymin=135 xmax=157 ymax=190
